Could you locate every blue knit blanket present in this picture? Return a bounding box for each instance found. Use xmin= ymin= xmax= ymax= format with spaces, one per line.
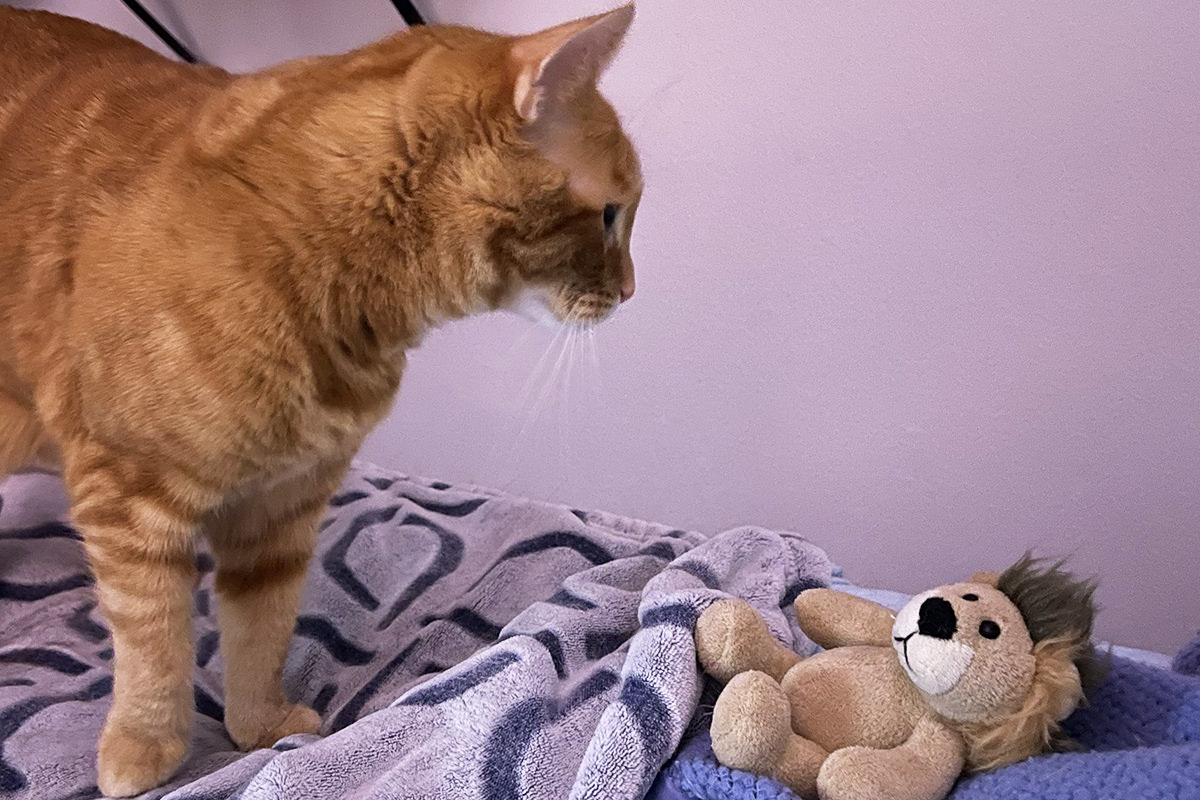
xmin=0 ymin=463 xmax=833 ymax=799
xmin=649 ymin=617 xmax=1200 ymax=799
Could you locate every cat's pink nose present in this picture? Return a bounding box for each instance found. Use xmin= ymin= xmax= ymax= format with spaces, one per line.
xmin=620 ymin=274 xmax=635 ymax=302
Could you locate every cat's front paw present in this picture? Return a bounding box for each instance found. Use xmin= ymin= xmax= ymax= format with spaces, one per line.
xmin=97 ymin=724 xmax=188 ymax=797
xmin=227 ymin=702 xmax=321 ymax=751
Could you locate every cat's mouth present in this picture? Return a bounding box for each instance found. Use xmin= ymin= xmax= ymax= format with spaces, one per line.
xmin=510 ymin=286 xmax=620 ymax=328
xmin=557 ymin=291 xmax=620 ymax=324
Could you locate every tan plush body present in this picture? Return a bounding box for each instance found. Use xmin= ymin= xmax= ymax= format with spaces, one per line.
xmin=696 ymin=557 xmax=1098 ymax=800
xmin=0 ymin=6 xmax=640 ymax=796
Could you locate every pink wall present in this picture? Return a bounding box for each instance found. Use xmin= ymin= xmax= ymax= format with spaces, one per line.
xmin=15 ymin=1 xmax=1199 ymax=652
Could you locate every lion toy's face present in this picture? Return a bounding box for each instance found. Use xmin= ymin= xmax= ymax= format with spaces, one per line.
xmin=892 ymin=581 xmax=1039 ymax=723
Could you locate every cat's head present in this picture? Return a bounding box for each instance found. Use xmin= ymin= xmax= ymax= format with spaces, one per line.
xmin=411 ymin=6 xmax=642 ymax=327
xmin=193 ymin=6 xmax=641 ymax=333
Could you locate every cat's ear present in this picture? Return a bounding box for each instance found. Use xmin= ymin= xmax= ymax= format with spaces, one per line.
xmin=510 ymin=4 xmax=634 ymax=123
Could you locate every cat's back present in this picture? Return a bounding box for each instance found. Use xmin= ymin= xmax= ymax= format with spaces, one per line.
xmin=0 ymin=7 xmax=222 ymax=131
xmin=0 ymin=7 xmax=232 ymax=237
xmin=0 ymin=8 xmax=230 ymax=404
xmin=0 ymin=6 xmax=134 ymax=94
xmin=0 ymin=7 xmax=230 ymax=165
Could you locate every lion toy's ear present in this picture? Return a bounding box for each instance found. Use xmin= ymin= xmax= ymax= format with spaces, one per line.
xmin=969 ymin=571 xmax=1000 ymax=587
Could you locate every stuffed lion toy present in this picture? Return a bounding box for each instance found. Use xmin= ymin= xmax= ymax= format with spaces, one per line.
xmin=695 ymin=555 xmax=1100 ymax=800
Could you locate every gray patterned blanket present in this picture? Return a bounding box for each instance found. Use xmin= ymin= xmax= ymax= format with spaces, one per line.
xmin=0 ymin=462 xmax=832 ymax=799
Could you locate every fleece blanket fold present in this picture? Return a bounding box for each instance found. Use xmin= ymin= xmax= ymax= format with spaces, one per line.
xmin=0 ymin=463 xmax=833 ymax=800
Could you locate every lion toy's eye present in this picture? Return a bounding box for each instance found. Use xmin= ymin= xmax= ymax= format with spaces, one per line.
xmin=979 ymin=620 xmax=1001 ymax=639
xmin=603 ymin=203 xmax=620 ymax=229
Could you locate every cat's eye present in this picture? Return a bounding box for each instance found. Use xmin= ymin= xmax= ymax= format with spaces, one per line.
xmin=979 ymin=620 xmax=1001 ymax=639
xmin=603 ymin=203 xmax=620 ymax=229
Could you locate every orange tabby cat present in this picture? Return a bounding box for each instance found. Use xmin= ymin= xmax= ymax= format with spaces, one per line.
xmin=0 ymin=5 xmax=640 ymax=795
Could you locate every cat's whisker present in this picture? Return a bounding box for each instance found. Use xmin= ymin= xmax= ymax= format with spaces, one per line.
xmin=585 ymin=326 xmax=603 ymax=401
xmin=536 ymin=324 xmax=573 ymax=421
xmin=504 ymin=326 xmax=559 ymax=461
xmin=626 ymin=74 xmax=687 ymax=138
xmin=533 ymin=326 xmax=572 ymax=474
xmin=542 ymin=326 xmax=581 ymax=499
xmin=558 ymin=327 xmax=580 ymax=462
xmin=502 ymin=318 xmax=540 ymax=364
xmin=554 ymin=331 xmax=568 ymax=464
xmin=512 ymin=323 xmax=570 ymax=447
xmin=484 ymin=320 xmax=550 ymax=467
xmin=515 ymin=323 xmax=567 ymax=414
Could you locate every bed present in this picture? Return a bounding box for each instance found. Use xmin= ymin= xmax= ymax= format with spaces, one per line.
xmin=1 ymin=463 xmax=1196 ymax=799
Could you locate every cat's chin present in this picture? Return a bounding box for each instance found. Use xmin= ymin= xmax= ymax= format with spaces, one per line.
xmin=509 ymin=288 xmax=560 ymax=330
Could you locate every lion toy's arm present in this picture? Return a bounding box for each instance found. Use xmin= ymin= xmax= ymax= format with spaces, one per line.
xmin=793 ymin=589 xmax=895 ymax=650
xmin=695 ymin=599 xmax=802 ymax=683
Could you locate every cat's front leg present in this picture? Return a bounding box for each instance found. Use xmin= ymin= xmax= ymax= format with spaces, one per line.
xmin=206 ymin=461 xmax=348 ymax=750
xmin=66 ymin=445 xmax=210 ymax=797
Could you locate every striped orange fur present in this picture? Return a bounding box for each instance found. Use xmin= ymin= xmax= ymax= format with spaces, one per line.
xmin=0 ymin=5 xmax=640 ymax=795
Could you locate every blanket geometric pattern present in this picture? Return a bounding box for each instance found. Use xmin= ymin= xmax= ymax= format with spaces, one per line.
xmin=0 ymin=463 xmax=832 ymax=799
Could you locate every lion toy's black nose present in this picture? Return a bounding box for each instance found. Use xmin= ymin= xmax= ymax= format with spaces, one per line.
xmin=917 ymin=596 xmax=958 ymax=640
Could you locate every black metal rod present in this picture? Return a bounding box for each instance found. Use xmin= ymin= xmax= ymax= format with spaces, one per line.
xmin=389 ymin=0 xmax=426 ymax=26
xmin=119 ymin=0 xmax=199 ymax=63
